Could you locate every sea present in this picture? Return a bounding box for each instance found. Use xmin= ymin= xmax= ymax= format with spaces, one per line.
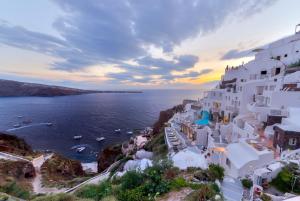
xmin=0 ymin=90 xmax=203 ymax=162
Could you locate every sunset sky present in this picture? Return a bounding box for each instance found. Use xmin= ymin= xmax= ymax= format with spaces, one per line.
xmin=0 ymin=0 xmax=300 ymax=90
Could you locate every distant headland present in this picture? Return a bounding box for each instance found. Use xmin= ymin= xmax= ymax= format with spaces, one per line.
xmin=0 ymin=79 xmax=142 ymax=97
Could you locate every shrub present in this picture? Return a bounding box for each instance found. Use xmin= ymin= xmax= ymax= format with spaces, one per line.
xmin=163 ymin=167 xmax=180 ymax=180
xmin=75 ymin=181 xmax=112 ymax=201
xmin=271 ymin=167 xmax=293 ymax=192
xmin=116 ymin=186 xmax=146 ymax=201
xmin=186 ymin=167 xmax=202 ymax=173
xmin=0 ymin=181 xmax=30 ymax=200
xmin=241 ymin=178 xmax=253 ymax=189
xmin=208 ymin=164 xmax=225 ymax=181
xmin=194 ymin=170 xmax=210 ymax=182
xmin=169 ymin=177 xmax=188 ymax=190
xmin=261 ymin=193 xmax=272 ymax=201
xmin=31 ymin=193 xmax=87 ymax=201
xmin=120 ymin=171 xmax=144 ymax=190
xmin=100 ymin=195 xmax=118 ymax=201
xmin=184 ymin=184 xmax=217 ymax=201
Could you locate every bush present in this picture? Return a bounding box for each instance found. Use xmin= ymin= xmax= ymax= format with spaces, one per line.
xmin=100 ymin=195 xmax=118 ymax=201
xmin=241 ymin=178 xmax=253 ymax=189
xmin=186 ymin=167 xmax=202 ymax=173
xmin=169 ymin=177 xmax=188 ymax=190
xmin=271 ymin=167 xmax=293 ymax=192
xmin=208 ymin=164 xmax=225 ymax=181
xmin=75 ymin=181 xmax=112 ymax=201
xmin=32 ymin=193 xmax=90 ymax=201
xmin=184 ymin=184 xmax=217 ymax=201
xmin=120 ymin=171 xmax=144 ymax=190
xmin=194 ymin=170 xmax=210 ymax=182
xmin=261 ymin=193 xmax=272 ymax=201
xmin=0 ymin=181 xmax=30 ymax=200
xmin=163 ymin=167 xmax=180 ymax=180
xmin=116 ymin=186 xmax=146 ymax=201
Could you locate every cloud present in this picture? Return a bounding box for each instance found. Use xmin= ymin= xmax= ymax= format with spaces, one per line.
xmin=0 ymin=0 xmax=277 ymax=83
xmin=221 ymin=49 xmax=254 ymax=60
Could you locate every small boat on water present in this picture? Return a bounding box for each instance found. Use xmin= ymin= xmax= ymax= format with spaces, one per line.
xmin=23 ymin=119 xmax=32 ymax=124
xmin=73 ymin=135 xmax=82 ymax=140
xmin=76 ymin=147 xmax=86 ymax=153
xmin=46 ymin=123 xmax=53 ymax=127
xmin=96 ymin=137 xmax=105 ymax=142
xmin=13 ymin=124 xmax=21 ymax=128
xmin=127 ymin=131 xmax=133 ymax=134
xmin=17 ymin=116 xmax=23 ymax=118
xmin=115 ymin=129 xmax=121 ymax=132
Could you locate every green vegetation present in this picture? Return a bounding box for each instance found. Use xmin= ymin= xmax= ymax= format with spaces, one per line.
xmin=32 ymin=193 xmax=93 ymax=201
xmin=193 ymin=164 xmax=225 ymax=182
xmin=261 ymin=193 xmax=272 ymax=201
xmin=72 ymin=160 xmax=220 ymax=201
xmin=0 ymin=181 xmax=31 ymax=200
xmin=144 ymin=131 xmax=168 ymax=160
xmin=184 ymin=184 xmax=221 ymax=201
xmin=271 ymin=163 xmax=300 ymax=194
xmin=241 ymin=178 xmax=253 ymax=189
xmin=288 ymin=59 xmax=300 ymax=68
xmin=75 ymin=181 xmax=112 ymax=201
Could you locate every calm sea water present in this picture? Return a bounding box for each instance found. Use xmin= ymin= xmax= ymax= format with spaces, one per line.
xmin=0 ymin=90 xmax=202 ymax=162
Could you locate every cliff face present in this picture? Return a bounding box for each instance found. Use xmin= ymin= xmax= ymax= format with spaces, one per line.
xmin=97 ymin=144 xmax=122 ymax=173
xmin=41 ymin=154 xmax=85 ymax=185
xmin=0 ymin=160 xmax=35 ymax=179
xmin=0 ymin=132 xmax=33 ymax=156
xmin=152 ymin=104 xmax=184 ymax=135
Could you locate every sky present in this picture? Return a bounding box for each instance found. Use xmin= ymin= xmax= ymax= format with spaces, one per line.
xmin=0 ymin=0 xmax=300 ymax=90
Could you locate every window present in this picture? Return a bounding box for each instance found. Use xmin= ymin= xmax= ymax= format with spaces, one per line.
xmin=289 ymin=138 xmax=297 ymax=146
xmin=284 ymin=54 xmax=288 ymax=58
xmin=275 ymin=67 xmax=281 ymax=75
xmin=226 ymin=158 xmax=231 ymax=168
xmin=261 ymin=70 xmax=267 ymax=75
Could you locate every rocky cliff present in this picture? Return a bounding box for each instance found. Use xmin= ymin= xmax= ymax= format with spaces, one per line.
xmin=41 ymin=154 xmax=85 ymax=187
xmin=97 ymin=144 xmax=122 ymax=173
xmin=0 ymin=132 xmax=33 ymax=156
xmin=152 ymin=104 xmax=184 ymax=135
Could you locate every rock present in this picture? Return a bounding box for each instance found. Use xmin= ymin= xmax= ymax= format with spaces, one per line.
xmin=97 ymin=144 xmax=122 ymax=173
xmin=152 ymin=104 xmax=184 ymax=135
xmin=0 ymin=160 xmax=35 ymax=179
xmin=0 ymin=132 xmax=33 ymax=156
xmin=41 ymin=154 xmax=84 ymax=184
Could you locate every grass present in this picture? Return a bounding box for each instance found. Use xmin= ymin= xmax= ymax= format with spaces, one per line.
xmin=0 ymin=181 xmax=31 ymax=200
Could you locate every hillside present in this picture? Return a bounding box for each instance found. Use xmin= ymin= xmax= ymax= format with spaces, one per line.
xmin=0 ymin=79 xmax=142 ymax=97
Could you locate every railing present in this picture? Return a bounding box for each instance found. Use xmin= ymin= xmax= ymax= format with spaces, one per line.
xmin=65 ymin=160 xmax=121 ymax=193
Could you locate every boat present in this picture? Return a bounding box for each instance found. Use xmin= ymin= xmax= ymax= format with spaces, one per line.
xmin=46 ymin=123 xmax=53 ymax=127
xmin=17 ymin=116 xmax=23 ymax=118
xmin=127 ymin=131 xmax=133 ymax=134
xmin=96 ymin=137 xmax=105 ymax=142
xmin=115 ymin=129 xmax=121 ymax=132
xmin=13 ymin=124 xmax=21 ymax=128
xmin=73 ymin=135 xmax=82 ymax=140
xmin=76 ymin=147 xmax=86 ymax=153
xmin=22 ymin=119 xmax=32 ymax=124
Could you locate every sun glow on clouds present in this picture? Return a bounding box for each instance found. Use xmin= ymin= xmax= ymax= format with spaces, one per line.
xmin=0 ymin=0 xmax=295 ymax=89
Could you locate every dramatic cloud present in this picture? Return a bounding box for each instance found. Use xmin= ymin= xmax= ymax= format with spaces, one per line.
xmin=221 ymin=49 xmax=254 ymax=60
xmin=0 ymin=0 xmax=277 ymax=83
